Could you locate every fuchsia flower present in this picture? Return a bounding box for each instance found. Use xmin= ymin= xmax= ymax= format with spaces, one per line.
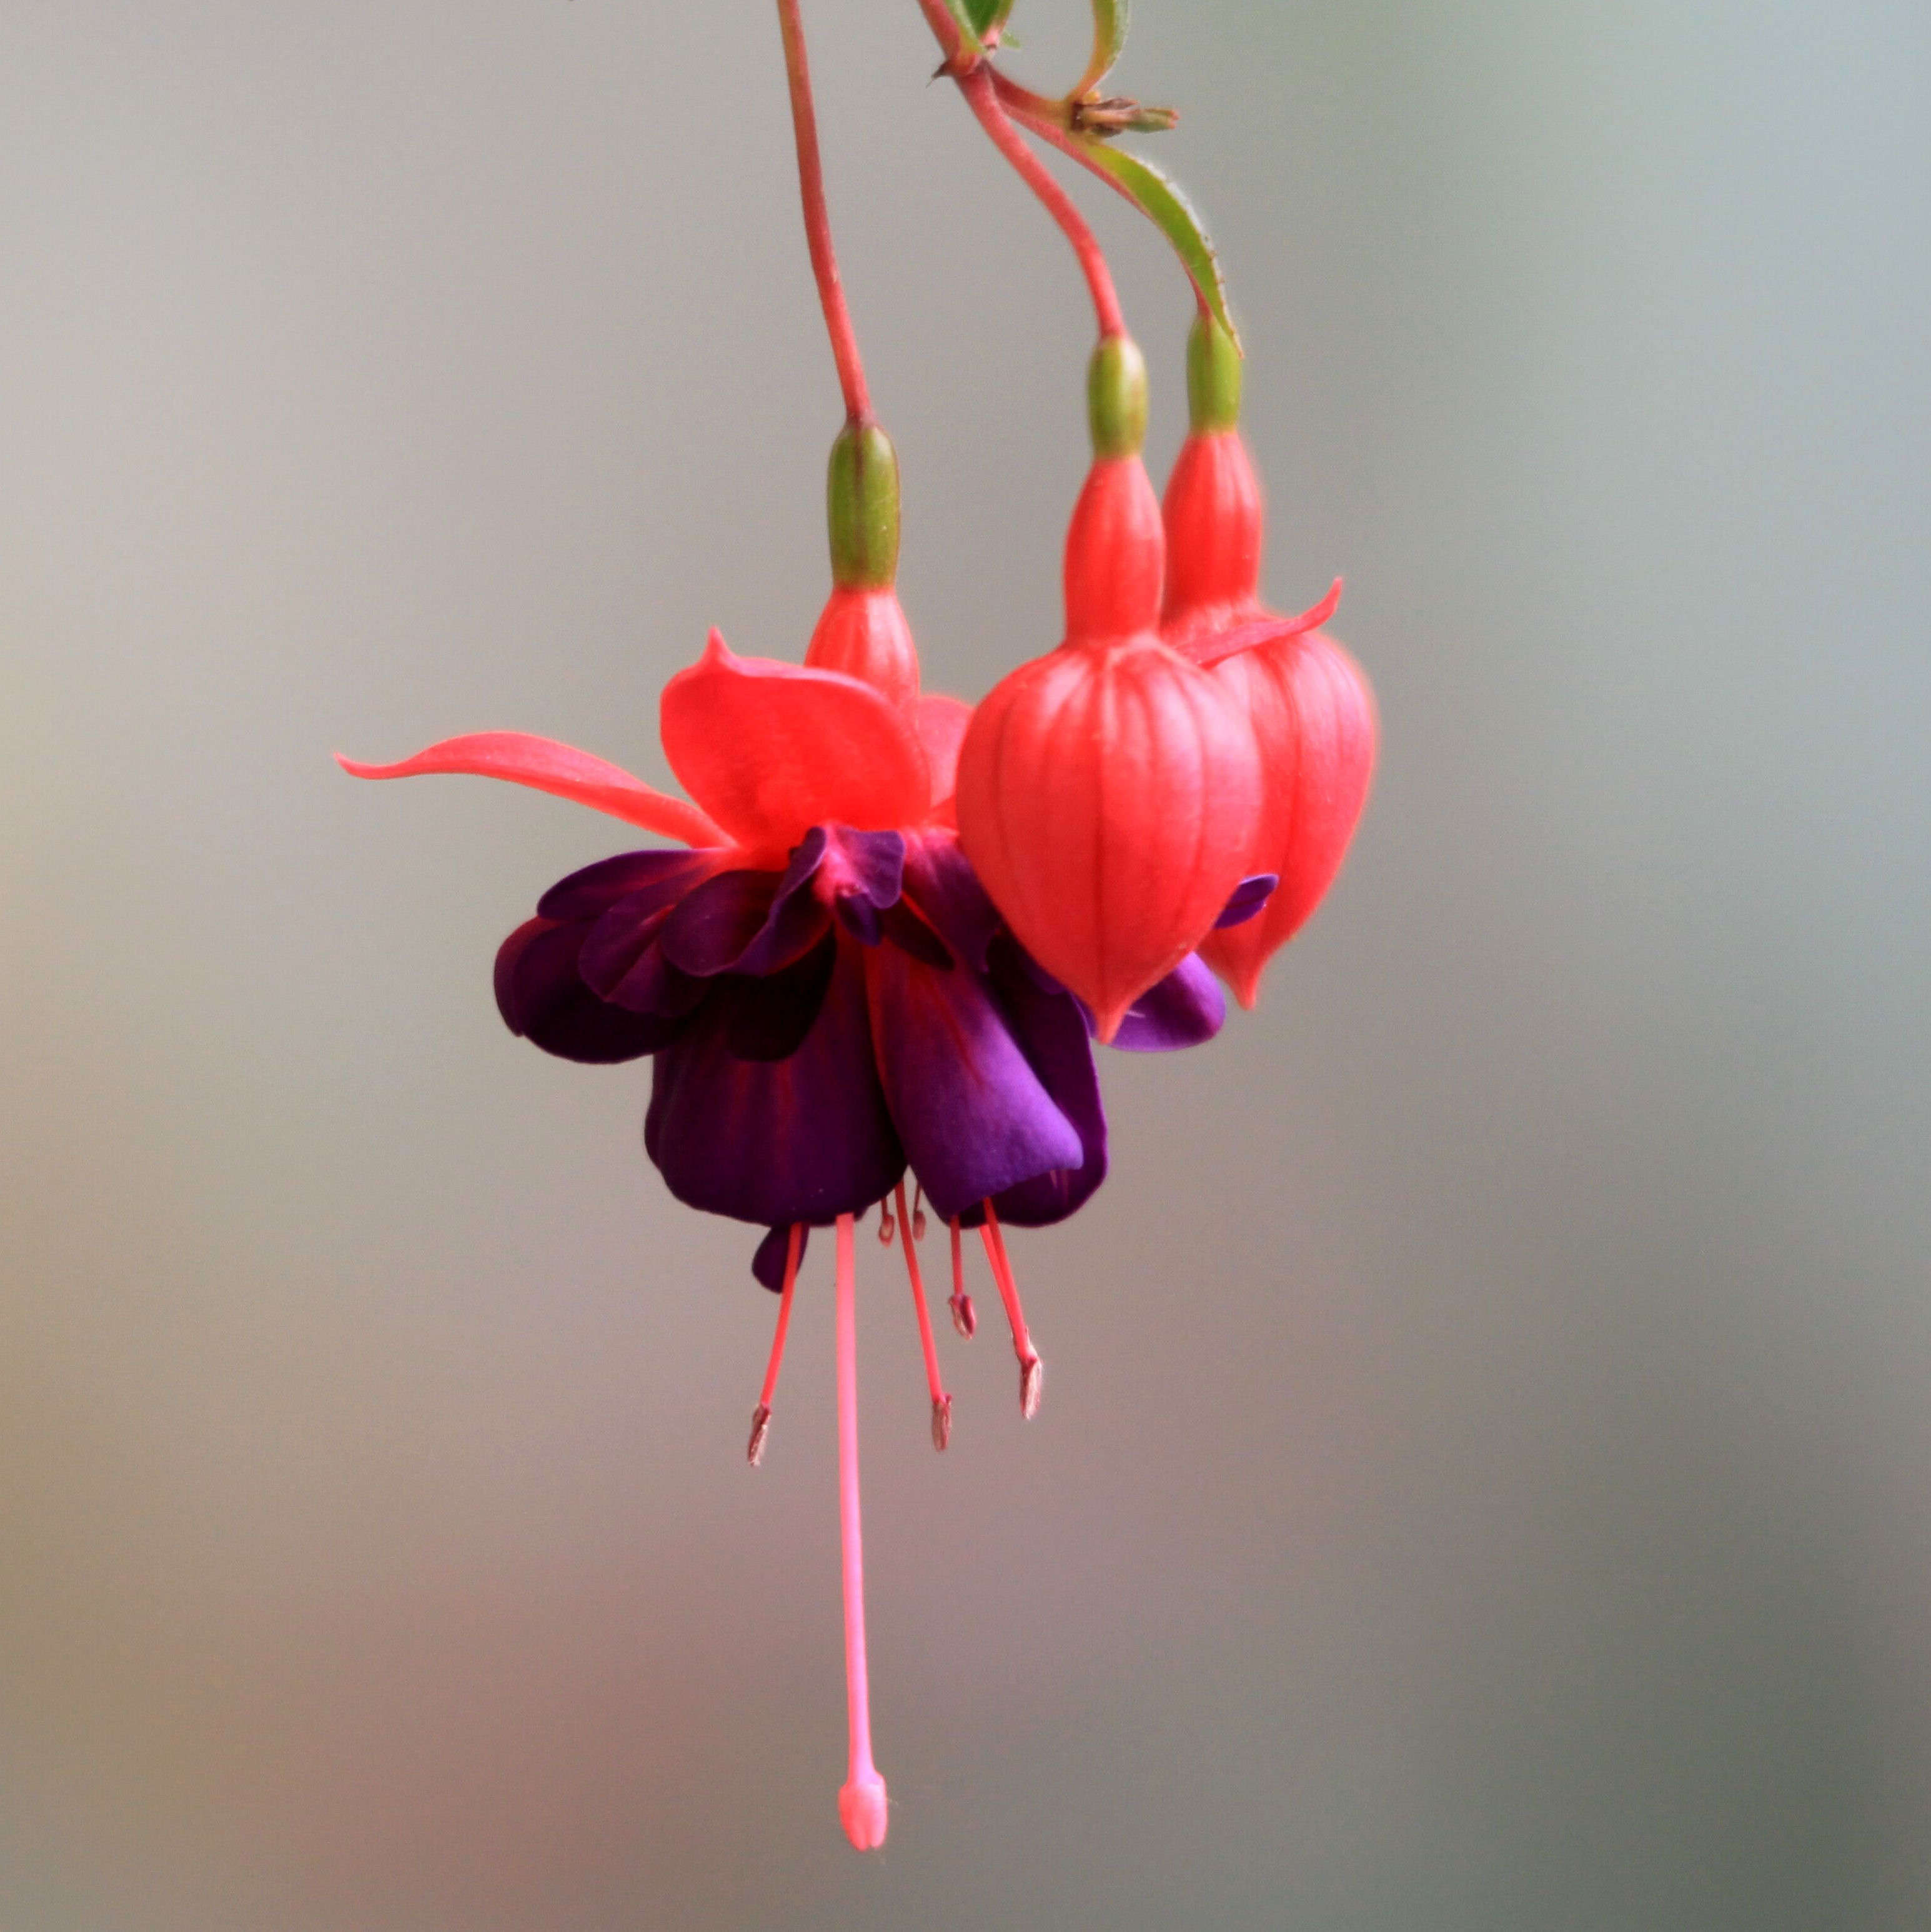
xmin=340 ymin=421 xmax=1249 ymax=1846
xmin=1162 ymin=314 xmax=1379 ymax=1008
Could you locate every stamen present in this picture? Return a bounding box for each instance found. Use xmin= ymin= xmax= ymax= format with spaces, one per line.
xmin=948 ymin=1215 xmax=978 ymax=1339
xmin=878 ymin=1199 xmax=896 ymax=1245
xmin=833 ymin=1213 xmax=889 ymax=1850
xmin=980 ymin=1203 xmax=1043 ymax=1420
xmin=910 ymin=1181 xmax=929 ymax=1242
xmin=747 ymin=1223 xmax=803 ymax=1467
xmin=895 ymin=1181 xmax=952 ymax=1451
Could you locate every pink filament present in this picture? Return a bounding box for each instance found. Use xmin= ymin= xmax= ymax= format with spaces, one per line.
xmin=761 ymin=1224 xmax=803 ymax=1410
xmin=980 ymin=1203 xmax=1043 ymax=1420
xmin=895 ymin=1181 xmax=951 ymax=1449
xmin=747 ymin=1223 xmax=803 ymax=1466
xmin=834 ymin=1213 xmax=889 ymax=1849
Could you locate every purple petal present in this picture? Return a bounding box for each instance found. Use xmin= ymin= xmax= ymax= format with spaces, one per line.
xmin=752 ymin=1223 xmax=811 ymax=1292
xmin=646 ymin=935 xmax=904 ymax=1227
xmin=734 ymin=830 xmax=834 ymax=977
xmin=820 ymin=826 xmax=906 ymax=910
xmin=658 ymin=869 xmax=782 ymax=977
xmin=835 ymin=894 xmax=883 ymax=945
xmin=537 ymin=849 xmax=718 ymax=921
xmin=1216 ymin=874 xmax=1278 ymax=930
xmin=900 ymin=830 xmax=1002 ymax=971
xmin=880 ymin=900 xmax=954 ymax=970
xmin=1109 ymin=953 xmax=1226 ymax=1053
xmin=972 ymin=935 xmax=1108 ymax=1225
xmin=495 ymin=917 xmax=691 ymax=1064
xmin=723 ymin=934 xmax=838 ymax=1061
xmin=863 ymin=940 xmax=1083 ymax=1223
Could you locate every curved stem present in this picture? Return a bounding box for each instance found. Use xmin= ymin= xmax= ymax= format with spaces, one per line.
xmin=914 ymin=0 xmax=1124 ymax=340
xmin=777 ymin=0 xmax=872 ymax=421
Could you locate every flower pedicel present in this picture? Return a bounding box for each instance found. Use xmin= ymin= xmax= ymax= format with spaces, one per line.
xmin=342 ymin=0 xmax=1374 ymax=1850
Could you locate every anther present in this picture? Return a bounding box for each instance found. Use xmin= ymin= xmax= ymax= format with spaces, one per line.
xmin=931 ymin=1393 xmax=953 ymax=1452
xmin=911 ymin=1182 xmax=929 ymax=1242
xmin=980 ymin=1203 xmax=1043 ymax=1421
xmin=878 ymin=1202 xmax=896 ymax=1245
xmin=747 ymin=1224 xmax=802 ymax=1467
xmin=948 ymin=1216 xmax=977 ymax=1338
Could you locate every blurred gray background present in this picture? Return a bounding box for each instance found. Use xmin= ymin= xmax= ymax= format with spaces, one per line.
xmin=5 ymin=1 xmax=1929 ymax=1926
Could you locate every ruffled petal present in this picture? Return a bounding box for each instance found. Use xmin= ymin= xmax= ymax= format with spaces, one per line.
xmin=537 ymin=849 xmax=721 ymax=921
xmin=337 ymin=734 xmax=724 ymax=847
xmin=658 ymin=631 xmax=931 ymax=855
xmin=658 ymin=870 xmax=783 ymax=978
xmin=495 ymin=917 xmax=692 ymax=1063
xmin=863 ymin=940 xmax=1084 ymax=1223
xmin=577 ymin=897 xmax=707 ymax=1016
xmin=1108 ymin=952 xmax=1226 ymax=1053
xmin=900 ymin=830 xmax=1003 ymax=973
xmin=723 ymin=933 xmax=839 ymax=1062
xmin=645 ymin=935 xmax=904 ymax=1227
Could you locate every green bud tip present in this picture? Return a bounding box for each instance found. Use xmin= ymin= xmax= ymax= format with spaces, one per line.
xmin=1186 ymin=312 xmax=1243 ymax=434
xmin=1088 ymin=336 xmax=1149 ymax=460
xmin=826 ymin=421 xmax=900 ymax=591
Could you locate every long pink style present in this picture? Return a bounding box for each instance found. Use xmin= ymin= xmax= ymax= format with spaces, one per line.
xmin=834 ymin=1214 xmax=889 ymax=1850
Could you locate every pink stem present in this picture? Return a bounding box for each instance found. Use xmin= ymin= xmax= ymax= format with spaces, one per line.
xmin=911 ymin=0 xmax=1124 ymax=341
xmin=895 ymin=1181 xmax=951 ymax=1450
xmin=834 ymin=1213 xmax=889 ymax=1850
xmin=948 ymin=1215 xmax=977 ymax=1339
xmin=777 ymin=0 xmax=873 ymax=422
xmin=747 ymin=1223 xmax=803 ymax=1467
xmin=980 ymin=1203 xmax=1043 ymax=1420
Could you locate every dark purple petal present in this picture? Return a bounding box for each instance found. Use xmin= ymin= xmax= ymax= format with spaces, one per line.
xmin=578 ymin=897 xmax=673 ymax=998
xmin=734 ymin=830 xmax=834 ymax=977
xmin=752 ymin=1222 xmax=811 ymax=1292
xmin=495 ymin=917 xmax=691 ymax=1064
xmin=1216 ymin=874 xmax=1279 ymax=930
xmin=1109 ymin=953 xmax=1227 ymax=1053
xmin=821 ymin=826 xmax=906 ymax=910
xmin=880 ymin=900 xmax=954 ymax=970
xmin=723 ymin=934 xmax=838 ymax=1061
xmin=604 ymin=940 xmax=708 ymax=1018
xmin=972 ymin=935 xmax=1108 ymax=1225
xmin=646 ymin=935 xmax=904 ymax=1227
xmin=900 ymin=830 xmax=1002 ymax=972
xmin=658 ymin=869 xmax=782 ymax=977
xmin=835 ymin=894 xmax=883 ymax=945
xmin=863 ymin=940 xmax=1083 ymax=1223
xmin=537 ymin=849 xmax=718 ymax=921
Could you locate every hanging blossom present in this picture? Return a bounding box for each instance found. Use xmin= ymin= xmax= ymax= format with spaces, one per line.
xmin=340 ymin=422 xmax=1262 ymax=1849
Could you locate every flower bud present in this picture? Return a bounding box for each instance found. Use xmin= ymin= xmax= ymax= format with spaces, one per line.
xmin=957 ymin=339 xmax=1261 ymax=1042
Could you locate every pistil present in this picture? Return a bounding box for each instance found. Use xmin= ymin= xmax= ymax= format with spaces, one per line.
xmin=980 ymin=1203 xmax=1043 ymax=1420
xmin=894 ymin=1180 xmax=952 ymax=1450
xmin=833 ymin=1213 xmax=889 ymax=1850
xmin=747 ymin=1222 xmax=803 ymax=1466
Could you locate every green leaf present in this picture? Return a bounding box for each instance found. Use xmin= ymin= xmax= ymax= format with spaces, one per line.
xmin=962 ymin=0 xmax=1015 ymax=38
xmin=940 ymin=0 xmax=985 ymax=57
xmin=1074 ymin=0 xmax=1129 ymax=99
xmin=1077 ymin=142 xmax=1237 ymax=345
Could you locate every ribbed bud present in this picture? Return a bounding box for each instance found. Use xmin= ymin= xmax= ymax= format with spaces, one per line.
xmin=826 ymin=421 xmax=901 ymax=591
xmin=1186 ymin=312 xmax=1243 ymax=435
xmin=1064 ymin=454 xmax=1164 ymax=640
xmin=1087 ymin=336 xmax=1149 ymax=459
